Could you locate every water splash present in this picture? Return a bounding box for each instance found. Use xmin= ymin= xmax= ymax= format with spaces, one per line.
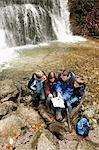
xmin=51 ymin=0 xmax=72 ymax=41
xmin=0 ymin=29 xmax=7 ymax=49
xmin=0 ymin=0 xmax=87 ymax=71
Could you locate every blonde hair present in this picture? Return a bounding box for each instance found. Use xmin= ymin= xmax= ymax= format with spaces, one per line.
xmin=35 ymin=70 xmax=44 ymax=78
xmin=76 ymin=77 xmax=85 ymax=84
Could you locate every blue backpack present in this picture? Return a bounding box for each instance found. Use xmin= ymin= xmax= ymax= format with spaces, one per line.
xmin=76 ymin=117 xmax=90 ymax=137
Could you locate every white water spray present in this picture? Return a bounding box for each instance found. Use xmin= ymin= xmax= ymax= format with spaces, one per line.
xmin=0 ymin=0 xmax=86 ymax=70
xmin=0 ymin=29 xmax=7 ymax=49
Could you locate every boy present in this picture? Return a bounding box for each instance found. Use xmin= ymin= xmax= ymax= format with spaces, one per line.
xmin=70 ymin=77 xmax=86 ymax=111
xmin=28 ymin=70 xmax=46 ymax=107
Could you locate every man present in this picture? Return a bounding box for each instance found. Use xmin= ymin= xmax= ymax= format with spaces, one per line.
xmin=55 ymin=69 xmax=76 ymax=121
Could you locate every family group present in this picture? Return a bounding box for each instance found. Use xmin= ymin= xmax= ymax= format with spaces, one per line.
xmin=28 ymin=69 xmax=86 ymax=121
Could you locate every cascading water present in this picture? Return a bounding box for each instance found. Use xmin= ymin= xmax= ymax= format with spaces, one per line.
xmin=51 ymin=0 xmax=72 ymax=41
xmin=0 ymin=0 xmax=86 ymax=68
xmin=0 ymin=0 xmax=73 ymax=48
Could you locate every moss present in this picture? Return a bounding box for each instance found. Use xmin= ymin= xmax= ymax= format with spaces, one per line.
xmin=31 ymin=130 xmax=42 ymax=149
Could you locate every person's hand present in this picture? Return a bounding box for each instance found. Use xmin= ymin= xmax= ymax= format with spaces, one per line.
xmin=48 ymin=93 xmax=53 ymax=98
xmin=58 ymin=92 xmax=62 ymax=99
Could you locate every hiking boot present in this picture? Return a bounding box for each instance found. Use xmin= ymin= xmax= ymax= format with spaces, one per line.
xmin=56 ymin=112 xmax=62 ymax=122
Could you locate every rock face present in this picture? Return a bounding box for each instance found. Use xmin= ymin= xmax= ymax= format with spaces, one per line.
xmin=69 ymin=0 xmax=99 ymax=36
xmin=84 ymin=2 xmax=99 ymax=36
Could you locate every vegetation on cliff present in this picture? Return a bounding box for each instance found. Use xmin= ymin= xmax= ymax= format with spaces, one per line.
xmin=69 ymin=0 xmax=94 ymax=35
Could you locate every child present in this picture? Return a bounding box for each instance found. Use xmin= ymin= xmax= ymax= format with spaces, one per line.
xmin=44 ymin=72 xmax=57 ymax=111
xmin=70 ymin=77 xmax=86 ymax=110
xmin=55 ymin=69 xmax=76 ymax=121
xmin=28 ymin=70 xmax=46 ymax=107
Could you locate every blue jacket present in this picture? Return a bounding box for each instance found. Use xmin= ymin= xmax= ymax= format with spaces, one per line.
xmin=56 ymin=72 xmax=76 ymax=101
xmin=28 ymin=74 xmax=45 ymax=94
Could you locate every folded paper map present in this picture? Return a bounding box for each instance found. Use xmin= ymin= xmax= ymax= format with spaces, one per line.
xmin=51 ymin=97 xmax=65 ymax=108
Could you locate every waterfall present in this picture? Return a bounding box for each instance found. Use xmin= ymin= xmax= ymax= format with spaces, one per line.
xmin=51 ymin=0 xmax=72 ymax=41
xmin=0 ymin=0 xmax=72 ymax=48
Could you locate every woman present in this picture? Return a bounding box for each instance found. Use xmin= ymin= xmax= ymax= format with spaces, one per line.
xmin=44 ymin=71 xmax=57 ymax=111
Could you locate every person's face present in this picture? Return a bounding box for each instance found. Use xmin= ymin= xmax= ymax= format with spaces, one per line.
xmin=74 ymin=81 xmax=80 ymax=88
xmin=36 ymin=76 xmax=43 ymax=81
xmin=61 ymin=73 xmax=68 ymax=81
xmin=49 ymin=77 xmax=55 ymax=83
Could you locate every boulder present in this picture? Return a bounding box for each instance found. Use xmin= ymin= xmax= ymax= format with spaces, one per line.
xmin=59 ymin=140 xmax=78 ymax=150
xmin=48 ymin=121 xmax=68 ymax=140
xmin=0 ymin=101 xmax=17 ymax=119
xmin=14 ymin=129 xmax=57 ymax=150
xmin=0 ymin=79 xmax=18 ymax=98
xmin=32 ymin=129 xmax=57 ymax=150
xmin=0 ymin=115 xmax=24 ymax=138
xmin=88 ymin=127 xmax=99 ymax=147
xmin=16 ymin=104 xmax=44 ymax=125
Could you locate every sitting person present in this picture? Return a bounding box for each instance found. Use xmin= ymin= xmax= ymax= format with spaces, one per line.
xmin=44 ymin=72 xmax=57 ymax=111
xmin=68 ymin=77 xmax=86 ymax=112
xmin=28 ymin=70 xmax=46 ymax=107
xmin=55 ymin=69 xmax=76 ymax=121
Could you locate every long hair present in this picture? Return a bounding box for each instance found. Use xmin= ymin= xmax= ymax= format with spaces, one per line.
xmin=48 ymin=72 xmax=56 ymax=82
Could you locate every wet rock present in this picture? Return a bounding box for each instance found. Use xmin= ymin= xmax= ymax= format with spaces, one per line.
xmin=59 ymin=140 xmax=78 ymax=150
xmin=88 ymin=127 xmax=99 ymax=147
xmin=16 ymin=104 xmax=44 ymax=125
xmin=0 ymin=114 xmax=24 ymax=138
xmin=0 ymin=101 xmax=17 ymax=119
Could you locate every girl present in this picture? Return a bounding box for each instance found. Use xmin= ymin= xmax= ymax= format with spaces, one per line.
xmin=44 ymin=72 xmax=57 ymax=111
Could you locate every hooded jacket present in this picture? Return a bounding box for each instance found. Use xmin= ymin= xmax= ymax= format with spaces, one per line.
xmin=56 ymin=72 xmax=76 ymax=101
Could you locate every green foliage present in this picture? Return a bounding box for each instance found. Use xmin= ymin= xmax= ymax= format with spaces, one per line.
xmin=69 ymin=0 xmax=94 ymax=27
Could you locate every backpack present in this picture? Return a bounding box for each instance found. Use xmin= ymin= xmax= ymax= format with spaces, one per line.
xmin=76 ymin=117 xmax=90 ymax=137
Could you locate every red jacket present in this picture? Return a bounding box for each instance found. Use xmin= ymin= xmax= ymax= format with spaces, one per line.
xmin=44 ymin=79 xmax=56 ymax=96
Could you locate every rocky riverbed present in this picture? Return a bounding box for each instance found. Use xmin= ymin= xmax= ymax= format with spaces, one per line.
xmin=0 ymin=39 xmax=99 ymax=149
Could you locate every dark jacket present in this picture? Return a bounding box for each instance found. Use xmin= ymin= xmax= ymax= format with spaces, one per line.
xmin=28 ymin=74 xmax=36 ymax=91
xmin=28 ymin=74 xmax=45 ymax=93
xmin=72 ymin=83 xmax=86 ymax=100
